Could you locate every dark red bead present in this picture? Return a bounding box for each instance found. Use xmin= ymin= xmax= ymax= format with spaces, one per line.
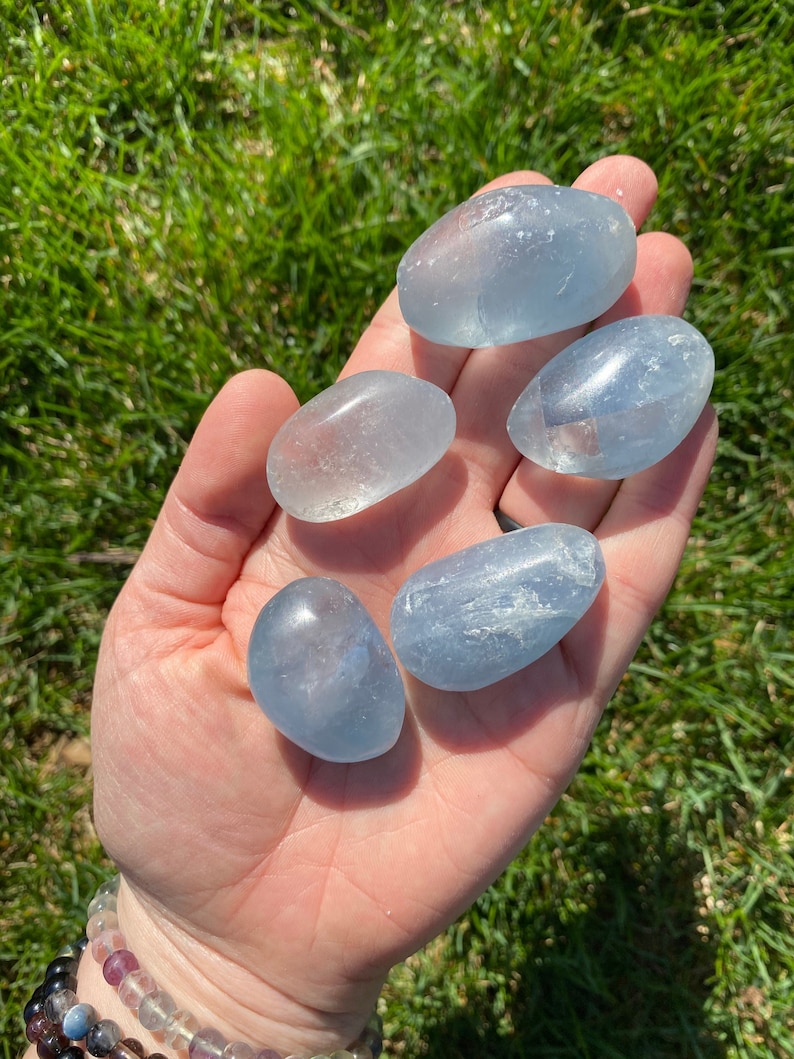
xmin=36 ymin=1026 xmax=69 ymax=1059
xmin=25 ymin=1010 xmax=51 ymax=1042
xmin=119 ymin=1041 xmax=145 ymax=1057
xmin=109 ymin=1044 xmax=143 ymax=1059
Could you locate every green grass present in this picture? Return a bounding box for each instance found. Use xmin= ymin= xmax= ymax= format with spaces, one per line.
xmin=1 ymin=1 xmax=792 ymax=1056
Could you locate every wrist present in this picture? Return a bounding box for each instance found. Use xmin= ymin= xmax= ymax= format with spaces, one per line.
xmin=24 ymin=874 xmax=385 ymax=1059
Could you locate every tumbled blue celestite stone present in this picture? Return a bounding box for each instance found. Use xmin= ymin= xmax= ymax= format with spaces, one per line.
xmin=506 ymin=315 xmax=714 ymax=479
xmin=267 ymin=370 xmax=456 ymax=522
xmin=247 ymin=577 xmax=405 ymax=762
xmin=397 ymin=185 xmax=636 ymax=347
xmin=390 ymin=524 xmax=605 ymax=692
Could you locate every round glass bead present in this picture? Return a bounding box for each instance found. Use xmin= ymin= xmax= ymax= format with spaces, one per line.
xmin=103 ymin=948 xmax=139 ymax=985
xmin=24 ymin=988 xmax=46 ymax=1022
xmin=43 ymin=971 xmax=78 ymax=997
xmin=224 ymin=1044 xmax=255 ymax=1059
xmin=36 ymin=1026 xmax=69 ymax=1059
xmin=62 ymin=1001 xmax=99 ymax=1040
xmin=25 ymin=1009 xmax=50 ymax=1042
xmin=253 ymin=1051 xmax=283 ymax=1059
xmin=117 ymin=1041 xmax=145 ymax=1058
xmin=45 ymin=955 xmax=79 ymax=980
xmin=359 ymin=1029 xmax=382 ymax=1059
xmin=55 ymin=937 xmax=88 ymax=960
xmin=92 ymin=929 xmax=126 ymax=963
xmin=44 ymin=987 xmax=78 ymax=1022
xmin=85 ymin=1018 xmax=123 ymax=1056
xmin=189 ymin=1027 xmax=227 ymax=1059
xmin=138 ymin=987 xmax=177 ymax=1031
xmin=330 ymin=1052 xmax=356 ymax=1058
xmin=59 ymin=1049 xmax=86 ymax=1059
xmin=95 ymin=874 xmax=121 ymax=895
xmin=108 ymin=1043 xmax=144 ymax=1059
xmin=87 ymin=909 xmax=120 ymax=940
xmin=87 ymin=891 xmax=118 ymax=918
xmin=117 ymin=968 xmax=157 ymax=1009
xmin=347 ymin=1045 xmax=374 ymax=1059
xmin=163 ymin=1008 xmax=200 ymax=1047
xmin=366 ymin=1012 xmax=383 ymax=1035
xmin=150 ymin=1055 xmax=170 ymax=1059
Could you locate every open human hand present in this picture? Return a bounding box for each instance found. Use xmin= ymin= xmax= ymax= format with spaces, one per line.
xmin=86 ymin=155 xmax=717 ymax=1056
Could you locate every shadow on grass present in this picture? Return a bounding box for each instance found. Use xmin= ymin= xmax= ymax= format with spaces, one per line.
xmin=422 ymin=803 xmax=725 ymax=1059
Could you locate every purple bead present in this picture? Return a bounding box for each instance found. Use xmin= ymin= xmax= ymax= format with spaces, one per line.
xmin=189 ymin=1027 xmax=227 ymax=1059
xmin=85 ymin=1018 xmax=123 ymax=1056
xmin=25 ymin=1010 xmax=50 ymax=1042
xmin=36 ymin=1026 xmax=69 ymax=1059
xmin=62 ymin=1001 xmax=99 ymax=1039
xmin=103 ymin=948 xmax=139 ymax=985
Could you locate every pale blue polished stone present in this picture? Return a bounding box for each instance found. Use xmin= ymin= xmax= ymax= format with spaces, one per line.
xmin=397 ymin=185 xmax=636 ymax=347
xmin=267 ymin=370 xmax=456 ymax=522
xmin=247 ymin=577 xmax=405 ymax=762
xmin=390 ymin=524 xmax=605 ymax=691
xmin=507 ymin=315 xmax=714 ymax=479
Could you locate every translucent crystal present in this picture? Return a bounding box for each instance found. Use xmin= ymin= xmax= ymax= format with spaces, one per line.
xmin=507 ymin=315 xmax=714 ymax=478
xmin=248 ymin=578 xmax=405 ymax=762
xmin=138 ymin=988 xmax=176 ymax=1031
xmin=267 ymin=370 xmax=455 ymax=522
xmin=164 ymin=1009 xmax=201 ymax=1048
xmin=390 ymin=524 xmax=605 ymax=691
xmin=397 ymin=185 xmax=636 ymax=347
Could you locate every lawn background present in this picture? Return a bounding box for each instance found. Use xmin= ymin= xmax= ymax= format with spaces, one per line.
xmin=1 ymin=2 xmax=792 ymax=1057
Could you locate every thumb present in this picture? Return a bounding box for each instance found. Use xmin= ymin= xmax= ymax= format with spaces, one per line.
xmin=130 ymin=369 xmax=299 ymax=624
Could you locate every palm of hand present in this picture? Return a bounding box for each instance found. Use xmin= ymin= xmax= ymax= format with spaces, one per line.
xmin=90 ymin=158 xmax=716 ymax=1029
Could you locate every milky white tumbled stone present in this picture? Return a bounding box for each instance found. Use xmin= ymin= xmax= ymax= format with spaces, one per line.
xmin=390 ymin=524 xmax=605 ymax=691
xmin=267 ymin=370 xmax=456 ymax=522
xmin=396 ymin=185 xmax=636 ymax=347
xmin=247 ymin=577 xmax=405 ymax=762
xmin=507 ymin=315 xmax=714 ymax=479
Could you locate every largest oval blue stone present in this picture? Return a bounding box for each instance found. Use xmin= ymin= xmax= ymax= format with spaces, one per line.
xmin=390 ymin=524 xmax=605 ymax=691
xmin=397 ymin=185 xmax=636 ymax=347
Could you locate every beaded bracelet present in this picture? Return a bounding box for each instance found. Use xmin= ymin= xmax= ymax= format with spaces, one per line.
xmin=24 ymin=875 xmax=383 ymax=1059
xmin=23 ymin=935 xmax=166 ymax=1059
